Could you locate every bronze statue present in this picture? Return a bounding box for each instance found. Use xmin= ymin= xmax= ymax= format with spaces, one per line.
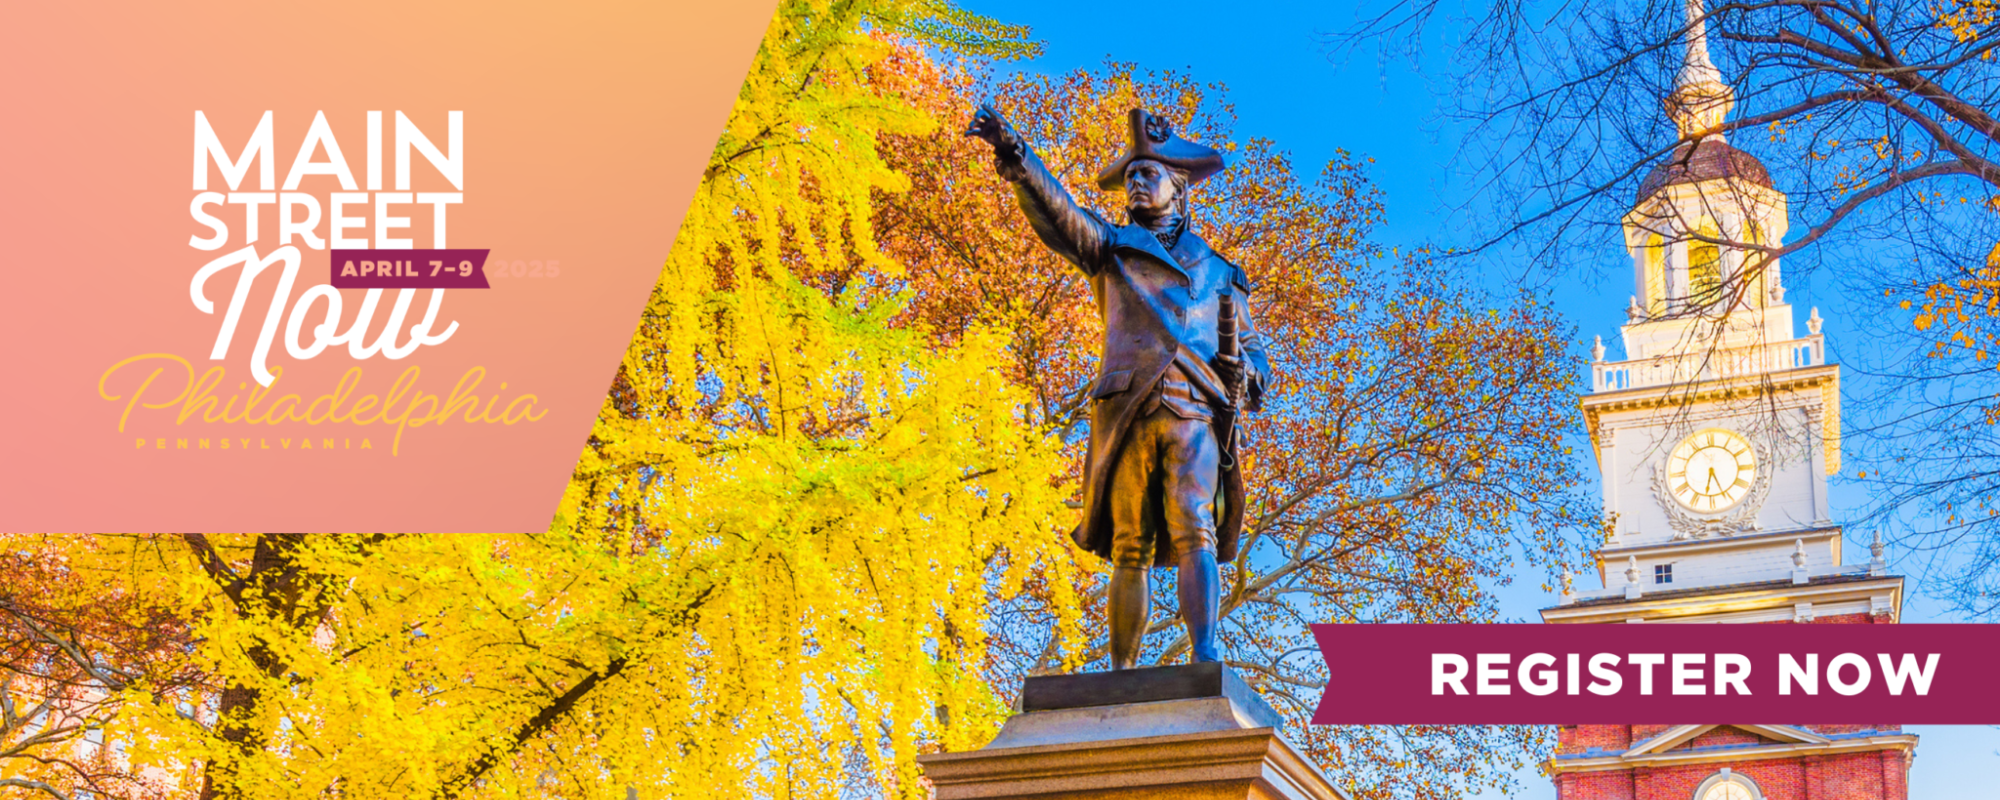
xmin=966 ymin=104 xmax=1271 ymax=670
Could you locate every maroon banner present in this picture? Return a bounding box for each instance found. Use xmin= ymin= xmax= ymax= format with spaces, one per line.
xmin=1310 ymin=623 xmax=2000 ymax=724
xmin=330 ymin=249 xmax=491 ymax=288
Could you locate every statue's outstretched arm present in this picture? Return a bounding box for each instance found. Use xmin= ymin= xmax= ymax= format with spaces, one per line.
xmin=965 ymin=103 xmax=1110 ymax=273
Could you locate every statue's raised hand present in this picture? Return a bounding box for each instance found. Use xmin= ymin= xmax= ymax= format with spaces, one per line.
xmin=965 ymin=103 xmax=1027 ymax=181
xmin=965 ymin=103 xmax=1019 ymax=150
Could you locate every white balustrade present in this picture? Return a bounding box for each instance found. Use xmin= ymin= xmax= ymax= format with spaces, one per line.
xmin=1592 ymin=335 xmax=1823 ymax=392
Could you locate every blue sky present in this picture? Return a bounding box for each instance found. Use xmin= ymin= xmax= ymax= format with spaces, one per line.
xmin=959 ymin=0 xmax=2000 ymax=795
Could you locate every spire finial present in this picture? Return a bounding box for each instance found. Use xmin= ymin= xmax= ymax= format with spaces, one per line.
xmin=1666 ymin=0 xmax=1735 ymax=140
xmin=1678 ymin=0 xmax=1722 ymax=91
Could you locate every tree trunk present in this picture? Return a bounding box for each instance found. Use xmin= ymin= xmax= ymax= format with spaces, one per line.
xmin=197 ymin=533 xmax=316 ymax=800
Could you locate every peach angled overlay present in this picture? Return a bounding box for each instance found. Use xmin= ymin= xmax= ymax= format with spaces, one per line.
xmin=0 ymin=1 xmax=777 ymax=530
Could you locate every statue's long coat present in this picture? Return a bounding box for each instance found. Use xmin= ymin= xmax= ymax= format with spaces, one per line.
xmin=1006 ymin=149 xmax=1273 ymax=567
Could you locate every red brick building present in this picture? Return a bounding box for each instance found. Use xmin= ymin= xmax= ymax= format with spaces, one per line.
xmin=1547 ymin=722 xmax=1914 ymax=800
xmin=1540 ymin=1 xmax=1918 ymax=797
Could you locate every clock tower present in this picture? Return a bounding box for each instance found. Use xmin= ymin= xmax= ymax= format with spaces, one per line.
xmin=1540 ymin=0 xmax=1918 ymax=797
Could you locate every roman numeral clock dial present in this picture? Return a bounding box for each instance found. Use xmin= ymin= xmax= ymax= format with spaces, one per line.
xmin=1666 ymin=428 xmax=1757 ymax=512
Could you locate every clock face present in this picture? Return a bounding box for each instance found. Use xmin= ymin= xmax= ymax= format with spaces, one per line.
xmin=1667 ymin=429 xmax=1757 ymax=513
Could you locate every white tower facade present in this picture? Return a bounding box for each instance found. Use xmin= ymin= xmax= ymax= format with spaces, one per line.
xmin=1549 ymin=1 xmax=1901 ymax=623
xmin=1540 ymin=6 xmax=1915 ymax=794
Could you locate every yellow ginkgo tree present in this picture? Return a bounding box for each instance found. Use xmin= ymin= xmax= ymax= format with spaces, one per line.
xmin=3 ymin=3 xmax=1081 ymax=799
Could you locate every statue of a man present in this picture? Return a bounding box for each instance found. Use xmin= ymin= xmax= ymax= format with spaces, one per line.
xmin=966 ymin=104 xmax=1272 ymax=669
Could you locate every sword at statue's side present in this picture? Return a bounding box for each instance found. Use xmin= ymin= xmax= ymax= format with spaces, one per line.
xmin=1216 ymin=290 xmax=1248 ymax=468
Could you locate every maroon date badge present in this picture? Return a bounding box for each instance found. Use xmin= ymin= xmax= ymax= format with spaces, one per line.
xmin=332 ymin=249 xmax=491 ymax=289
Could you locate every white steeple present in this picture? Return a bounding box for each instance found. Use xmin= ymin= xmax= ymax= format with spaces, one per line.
xmin=1610 ymin=0 xmax=1789 ymax=349
xmin=1555 ymin=0 xmax=1876 ymax=616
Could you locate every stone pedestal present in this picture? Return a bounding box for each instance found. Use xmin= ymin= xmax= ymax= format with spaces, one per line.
xmin=917 ymin=663 xmax=1347 ymax=800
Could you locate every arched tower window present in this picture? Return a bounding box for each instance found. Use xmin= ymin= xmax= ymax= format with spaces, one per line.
xmin=1743 ymin=219 xmax=1768 ymax=307
xmin=1688 ymin=224 xmax=1724 ymax=308
xmin=1692 ymin=769 xmax=1763 ymax=800
xmin=1702 ymin=781 xmax=1751 ymax=800
xmin=1643 ymin=233 xmax=1667 ymax=316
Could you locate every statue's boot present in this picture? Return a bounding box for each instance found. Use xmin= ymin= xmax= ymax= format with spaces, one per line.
xmin=1108 ymin=565 xmax=1150 ymax=670
xmin=1178 ymin=549 xmax=1222 ymax=663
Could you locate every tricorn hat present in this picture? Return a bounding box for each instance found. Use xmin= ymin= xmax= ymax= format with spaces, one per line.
xmin=1094 ymin=108 xmax=1227 ymax=191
